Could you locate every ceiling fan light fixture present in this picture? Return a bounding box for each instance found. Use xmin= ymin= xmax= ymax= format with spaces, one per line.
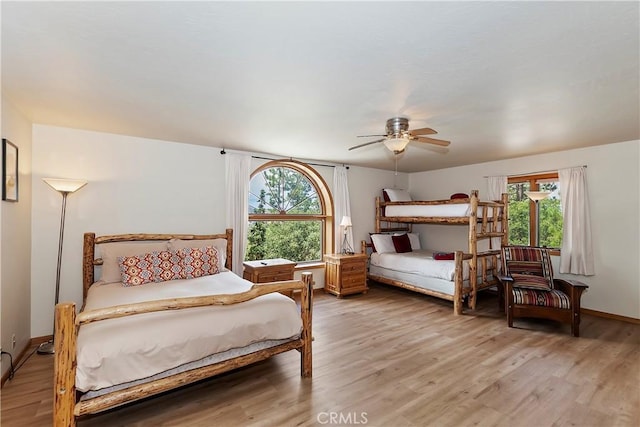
xmin=383 ymin=135 xmax=410 ymax=153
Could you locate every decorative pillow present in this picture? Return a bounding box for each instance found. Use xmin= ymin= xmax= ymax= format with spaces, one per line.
xmin=392 ymin=234 xmax=412 ymax=253
xmin=433 ymin=252 xmax=455 ymax=261
xmin=370 ymin=234 xmax=396 ymax=254
xmin=383 ymin=188 xmax=412 ymax=202
xmin=155 ymin=250 xmax=183 ymax=282
xmin=169 ymin=238 xmax=228 ymax=270
xmin=407 ymin=233 xmax=421 ymax=250
xmin=450 ymin=193 xmax=469 ymax=199
xmin=177 ymin=246 xmax=220 ymax=279
xmin=101 ymin=241 xmax=169 ymax=284
xmin=511 ymin=273 xmax=552 ymax=291
xmin=118 ymin=253 xmax=157 ymax=287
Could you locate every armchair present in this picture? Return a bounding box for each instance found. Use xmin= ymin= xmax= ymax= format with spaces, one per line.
xmin=498 ymin=246 xmax=588 ymax=337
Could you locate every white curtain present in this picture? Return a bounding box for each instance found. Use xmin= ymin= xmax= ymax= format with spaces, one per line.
xmin=559 ymin=166 xmax=595 ymax=275
xmin=225 ymin=153 xmax=252 ymax=275
xmin=333 ymin=166 xmax=353 ymax=254
xmin=486 ymin=175 xmax=507 ymax=249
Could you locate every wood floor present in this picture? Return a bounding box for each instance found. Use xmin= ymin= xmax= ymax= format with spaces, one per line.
xmin=2 ymin=283 xmax=639 ymax=427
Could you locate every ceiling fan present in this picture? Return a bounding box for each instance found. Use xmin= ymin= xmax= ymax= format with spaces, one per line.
xmin=350 ymin=117 xmax=450 ymax=154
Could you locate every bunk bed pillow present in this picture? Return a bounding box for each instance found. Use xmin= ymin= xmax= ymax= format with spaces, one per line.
xmin=450 ymin=193 xmax=469 ymax=199
xmin=392 ymin=232 xmax=421 ymax=250
xmin=383 ymin=188 xmax=412 ymax=202
xmin=370 ymin=234 xmax=396 ymax=254
xmin=391 ymin=234 xmax=412 ymax=253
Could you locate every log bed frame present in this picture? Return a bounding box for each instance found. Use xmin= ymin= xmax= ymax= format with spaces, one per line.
xmin=363 ymin=190 xmax=508 ymax=315
xmin=53 ymin=229 xmax=313 ymax=426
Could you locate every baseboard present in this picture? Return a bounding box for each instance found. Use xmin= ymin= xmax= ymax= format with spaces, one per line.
xmin=30 ymin=335 xmax=53 ymax=346
xmin=582 ymin=308 xmax=640 ymax=324
xmin=1 ymin=340 xmax=33 ymax=388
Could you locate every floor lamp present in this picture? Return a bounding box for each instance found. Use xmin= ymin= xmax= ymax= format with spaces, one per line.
xmin=525 ymin=191 xmax=550 ymax=246
xmin=38 ymin=178 xmax=88 ymax=355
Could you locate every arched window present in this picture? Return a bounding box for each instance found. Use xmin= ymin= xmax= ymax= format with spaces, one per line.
xmin=246 ymin=160 xmax=334 ymax=263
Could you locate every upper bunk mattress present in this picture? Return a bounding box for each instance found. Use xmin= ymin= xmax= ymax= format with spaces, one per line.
xmin=77 ymin=271 xmax=302 ymax=392
xmin=384 ymin=203 xmax=473 ymax=218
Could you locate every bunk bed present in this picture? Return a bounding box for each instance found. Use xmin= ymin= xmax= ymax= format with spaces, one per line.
xmin=362 ymin=190 xmax=508 ymax=315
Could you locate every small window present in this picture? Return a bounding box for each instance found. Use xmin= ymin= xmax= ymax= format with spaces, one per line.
xmin=508 ymin=173 xmax=563 ymax=249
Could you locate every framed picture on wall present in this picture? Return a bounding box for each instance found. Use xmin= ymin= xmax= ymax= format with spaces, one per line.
xmin=2 ymin=138 xmax=18 ymax=202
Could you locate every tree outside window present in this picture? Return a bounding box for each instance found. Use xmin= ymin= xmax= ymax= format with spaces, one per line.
xmin=508 ymin=173 xmax=563 ymax=250
xmin=246 ymin=162 xmax=331 ymax=263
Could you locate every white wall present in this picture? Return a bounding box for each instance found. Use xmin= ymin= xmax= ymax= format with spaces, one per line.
xmin=1 ymin=96 xmax=33 ymax=376
xmin=31 ymin=125 xmax=400 ymax=337
xmin=408 ymin=140 xmax=640 ymax=319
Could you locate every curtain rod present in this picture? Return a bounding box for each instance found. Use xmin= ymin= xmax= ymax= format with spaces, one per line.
xmin=219 ymin=148 xmax=347 ymax=169
xmin=484 ymin=165 xmax=587 ymax=178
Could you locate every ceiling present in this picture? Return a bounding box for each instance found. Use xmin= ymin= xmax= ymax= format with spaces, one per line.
xmin=2 ymin=1 xmax=638 ymax=173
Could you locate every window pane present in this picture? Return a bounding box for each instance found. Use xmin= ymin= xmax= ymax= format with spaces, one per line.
xmin=246 ymin=220 xmax=322 ymax=263
xmin=507 ymin=182 xmax=531 ymax=245
xmin=538 ymin=182 xmax=563 ymax=249
xmin=249 ymin=167 xmax=320 ymax=214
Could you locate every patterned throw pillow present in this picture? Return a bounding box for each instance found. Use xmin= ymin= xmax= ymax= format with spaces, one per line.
xmin=510 ymin=273 xmax=552 ymax=291
xmin=155 ymin=250 xmax=183 ymax=282
xmin=178 ymin=246 xmax=220 ymax=279
xmin=118 ymin=253 xmax=156 ymax=287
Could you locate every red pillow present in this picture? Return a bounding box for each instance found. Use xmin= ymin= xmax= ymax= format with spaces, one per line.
xmin=391 ymin=234 xmax=412 ymax=253
xmin=433 ymin=252 xmax=455 ymax=260
xmin=382 ymin=189 xmax=390 ymax=202
xmin=450 ymin=193 xmax=469 ymax=199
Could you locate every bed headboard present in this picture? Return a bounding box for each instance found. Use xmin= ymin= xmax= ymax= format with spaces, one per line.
xmin=82 ymin=229 xmax=234 ymax=302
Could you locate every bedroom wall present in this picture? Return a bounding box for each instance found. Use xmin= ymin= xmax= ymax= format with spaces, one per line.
xmin=1 ymin=96 xmax=33 ymax=378
xmin=408 ymin=140 xmax=640 ymax=319
xmin=30 ymin=125 xmax=405 ymax=337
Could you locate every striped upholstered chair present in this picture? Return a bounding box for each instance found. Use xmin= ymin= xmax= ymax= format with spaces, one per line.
xmin=498 ymin=246 xmax=588 ymax=337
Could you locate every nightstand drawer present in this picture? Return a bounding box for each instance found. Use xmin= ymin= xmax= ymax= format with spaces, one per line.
xmin=258 ymin=271 xmax=294 ymax=282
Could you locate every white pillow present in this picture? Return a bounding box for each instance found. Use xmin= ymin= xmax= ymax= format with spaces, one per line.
xmin=394 ymin=232 xmax=421 ymax=250
xmin=370 ymin=234 xmax=396 ymax=254
xmin=383 ymin=188 xmax=412 ymax=202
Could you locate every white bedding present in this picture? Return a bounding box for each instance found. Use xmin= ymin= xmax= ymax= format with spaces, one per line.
xmin=384 ymin=203 xmax=473 ymax=218
xmin=370 ymin=250 xmax=470 ymax=281
xmin=77 ymin=272 xmax=302 ymax=392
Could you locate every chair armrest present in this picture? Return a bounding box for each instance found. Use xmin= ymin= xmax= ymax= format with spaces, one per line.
xmin=553 ymin=278 xmax=588 ymax=294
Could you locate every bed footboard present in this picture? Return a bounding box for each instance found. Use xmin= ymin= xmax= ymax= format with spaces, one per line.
xmin=53 ymin=273 xmax=313 ymax=426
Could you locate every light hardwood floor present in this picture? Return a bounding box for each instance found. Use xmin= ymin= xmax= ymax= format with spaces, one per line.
xmin=2 ymin=284 xmax=639 ymax=427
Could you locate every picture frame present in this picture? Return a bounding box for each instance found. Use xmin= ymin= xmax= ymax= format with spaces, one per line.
xmin=2 ymin=138 xmax=18 ymax=202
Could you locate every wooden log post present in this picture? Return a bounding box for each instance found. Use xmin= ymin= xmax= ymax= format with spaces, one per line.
xmin=54 ymin=302 xmax=77 ymax=427
xmin=468 ymin=190 xmax=479 ymax=309
xmin=453 ymin=251 xmax=464 ymax=315
xmin=300 ymin=272 xmax=313 ymax=377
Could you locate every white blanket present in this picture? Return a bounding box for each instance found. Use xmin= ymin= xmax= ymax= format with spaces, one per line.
xmin=370 ymin=250 xmax=470 ymax=281
xmin=384 ymin=203 xmax=473 ymax=218
xmin=77 ymin=272 xmax=302 ymax=392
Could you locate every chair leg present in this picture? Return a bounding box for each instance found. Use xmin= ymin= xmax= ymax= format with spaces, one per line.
xmin=571 ymin=312 xmax=580 ymax=337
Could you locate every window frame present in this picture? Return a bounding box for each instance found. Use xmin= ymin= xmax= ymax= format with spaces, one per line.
xmin=507 ymin=172 xmax=561 ymax=255
xmin=248 ymin=160 xmax=334 ymax=264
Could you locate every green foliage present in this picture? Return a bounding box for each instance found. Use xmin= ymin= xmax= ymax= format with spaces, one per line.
xmin=246 ymin=167 xmax=322 ymax=262
xmin=507 ymin=181 xmax=563 ymax=248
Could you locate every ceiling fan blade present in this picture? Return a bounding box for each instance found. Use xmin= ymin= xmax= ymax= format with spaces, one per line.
xmin=409 ymin=127 xmax=437 ymax=136
xmin=348 ymin=138 xmax=386 ymax=151
xmin=414 ymin=136 xmax=451 ymax=147
xmin=357 ymin=134 xmax=387 ymax=138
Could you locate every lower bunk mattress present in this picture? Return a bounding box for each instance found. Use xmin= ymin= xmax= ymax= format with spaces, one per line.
xmin=77 ymin=271 xmax=302 ymax=395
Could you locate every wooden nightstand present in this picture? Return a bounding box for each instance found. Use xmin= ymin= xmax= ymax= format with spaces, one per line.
xmin=243 ymin=258 xmax=297 ymax=297
xmin=323 ymin=253 xmax=368 ymax=297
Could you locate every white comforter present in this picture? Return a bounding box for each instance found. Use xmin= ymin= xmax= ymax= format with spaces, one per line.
xmin=370 ymin=250 xmax=470 ymax=281
xmin=384 ymin=203 xmax=473 ymax=218
xmin=77 ymin=272 xmax=302 ymax=392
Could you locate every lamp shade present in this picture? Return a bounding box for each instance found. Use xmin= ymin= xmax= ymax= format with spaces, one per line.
xmin=43 ymin=178 xmax=87 ymax=193
xmin=340 ymin=216 xmax=352 ymax=227
xmin=383 ymin=136 xmax=410 ymax=153
xmin=525 ymin=191 xmax=551 ymax=202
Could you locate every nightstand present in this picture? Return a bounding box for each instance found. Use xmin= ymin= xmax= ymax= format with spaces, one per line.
xmin=323 ymin=253 xmax=368 ymax=297
xmin=242 ymin=258 xmax=297 ymax=297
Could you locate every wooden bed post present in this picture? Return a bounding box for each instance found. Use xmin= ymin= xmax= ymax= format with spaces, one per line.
xmin=468 ymin=190 xmax=479 ymax=309
xmin=54 ymin=302 xmax=77 ymax=427
xmin=501 ymin=192 xmax=509 ymax=248
xmin=83 ymin=233 xmax=96 ymax=302
xmin=453 ymin=251 xmax=464 ymax=315
xmin=300 ymin=272 xmax=313 ymax=377
xmin=375 ymin=197 xmax=382 ymax=233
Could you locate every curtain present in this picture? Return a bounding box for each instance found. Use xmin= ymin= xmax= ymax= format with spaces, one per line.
xmin=559 ymin=167 xmax=595 ymax=275
xmin=333 ymin=166 xmax=353 ymax=253
xmin=225 ymin=153 xmax=251 ymax=275
xmin=486 ymin=175 xmax=507 ymax=249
